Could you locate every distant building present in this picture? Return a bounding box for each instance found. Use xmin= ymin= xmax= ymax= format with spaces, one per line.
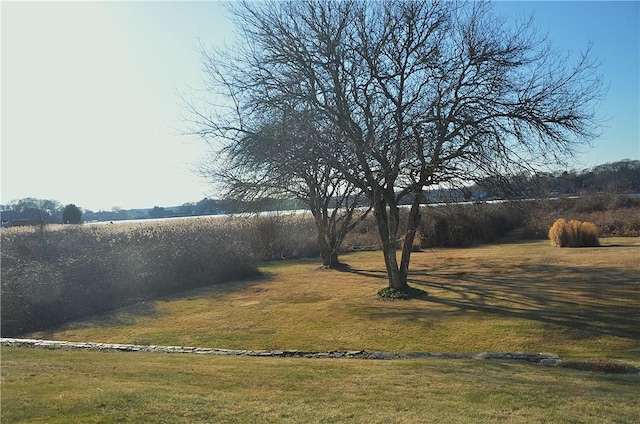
xmin=1 ymin=218 xmax=43 ymax=227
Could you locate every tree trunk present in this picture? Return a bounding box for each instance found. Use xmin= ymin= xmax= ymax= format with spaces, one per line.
xmin=314 ymin=208 xmax=343 ymax=269
xmin=327 ymin=250 xmax=340 ymax=268
xmin=318 ymin=235 xmax=342 ymax=268
xmin=374 ymin=196 xmax=410 ymax=292
xmin=398 ymin=195 xmax=422 ymax=285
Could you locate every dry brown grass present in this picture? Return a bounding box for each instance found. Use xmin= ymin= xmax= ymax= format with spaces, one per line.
xmin=29 ymin=237 xmax=640 ymax=362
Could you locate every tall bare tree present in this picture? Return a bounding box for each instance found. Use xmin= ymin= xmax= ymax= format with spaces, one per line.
xmin=190 ymin=0 xmax=603 ymax=292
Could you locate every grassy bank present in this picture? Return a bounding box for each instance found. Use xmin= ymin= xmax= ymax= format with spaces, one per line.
xmin=2 ymin=347 xmax=639 ymax=424
xmin=26 ymin=238 xmax=640 ymax=362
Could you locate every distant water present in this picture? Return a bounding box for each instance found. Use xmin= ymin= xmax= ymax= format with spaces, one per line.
xmin=85 ymin=209 xmax=313 ymax=225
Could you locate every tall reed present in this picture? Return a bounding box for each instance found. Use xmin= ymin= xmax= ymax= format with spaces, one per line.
xmin=1 ymin=218 xmax=259 ymax=336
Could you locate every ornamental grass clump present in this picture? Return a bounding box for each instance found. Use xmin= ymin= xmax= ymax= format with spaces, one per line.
xmin=548 ymin=218 xmax=600 ymax=247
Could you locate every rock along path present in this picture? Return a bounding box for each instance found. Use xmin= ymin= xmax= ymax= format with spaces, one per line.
xmin=1 ymin=338 xmax=560 ymax=365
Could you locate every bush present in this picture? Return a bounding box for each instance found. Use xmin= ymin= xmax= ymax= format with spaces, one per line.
xmin=378 ymin=287 xmax=410 ymax=300
xmin=377 ymin=286 xmax=427 ymax=300
xmin=548 ymin=218 xmax=600 ymax=247
xmin=0 ymin=213 xmax=329 ymax=336
xmin=418 ymin=202 xmax=525 ymax=248
xmin=240 ymin=214 xmax=319 ymax=260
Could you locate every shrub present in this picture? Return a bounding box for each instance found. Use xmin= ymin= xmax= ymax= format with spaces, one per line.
xmin=378 ymin=287 xmax=410 ymax=300
xmin=0 ymin=213 xmax=332 ymax=336
xmin=411 ymin=231 xmax=422 ymax=252
xmin=548 ymin=218 xmax=600 ymax=247
xmin=418 ymin=202 xmax=525 ymax=248
xmin=377 ymin=286 xmax=427 ymax=300
xmin=246 ymin=214 xmax=319 ymax=260
xmin=342 ymin=201 xmax=528 ymax=250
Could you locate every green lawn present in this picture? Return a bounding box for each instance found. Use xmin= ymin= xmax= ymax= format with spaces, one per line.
xmin=4 ymin=238 xmax=640 ymax=422
xmin=2 ymin=347 xmax=639 ymax=423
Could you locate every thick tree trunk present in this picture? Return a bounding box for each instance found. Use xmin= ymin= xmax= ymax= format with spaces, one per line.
xmin=318 ymin=235 xmax=342 ymax=268
xmin=327 ymin=250 xmax=340 ymax=268
xmin=374 ymin=197 xmax=410 ymax=292
xmin=317 ymin=223 xmax=332 ymax=267
xmin=314 ymin=206 xmax=343 ymax=269
xmin=309 ymin=186 xmax=369 ymax=269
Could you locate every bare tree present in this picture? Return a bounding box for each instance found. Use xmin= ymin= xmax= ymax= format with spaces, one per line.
xmin=190 ymin=0 xmax=603 ymax=292
xmin=214 ymin=106 xmax=369 ymax=268
xmin=186 ymin=47 xmax=369 ymax=268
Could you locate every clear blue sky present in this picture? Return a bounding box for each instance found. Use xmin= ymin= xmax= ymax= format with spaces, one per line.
xmin=2 ymin=1 xmax=638 ymax=211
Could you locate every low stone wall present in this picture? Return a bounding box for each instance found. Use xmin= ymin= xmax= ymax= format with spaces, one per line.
xmin=1 ymin=338 xmax=560 ymax=365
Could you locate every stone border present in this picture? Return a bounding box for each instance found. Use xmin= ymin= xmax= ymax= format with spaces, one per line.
xmin=1 ymin=338 xmax=560 ymax=365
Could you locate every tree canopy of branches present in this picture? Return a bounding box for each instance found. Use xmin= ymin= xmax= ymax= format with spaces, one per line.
xmin=189 ymin=0 xmax=603 ymax=291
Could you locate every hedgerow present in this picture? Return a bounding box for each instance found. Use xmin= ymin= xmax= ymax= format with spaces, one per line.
xmin=1 ymin=218 xmax=259 ymax=336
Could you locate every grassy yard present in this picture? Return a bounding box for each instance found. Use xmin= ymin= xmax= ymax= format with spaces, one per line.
xmin=2 ymin=347 xmax=639 ymax=423
xmin=26 ymin=238 xmax=640 ymax=361
xmin=4 ymin=237 xmax=639 ymax=422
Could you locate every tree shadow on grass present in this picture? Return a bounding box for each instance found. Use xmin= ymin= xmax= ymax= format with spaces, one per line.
xmin=415 ymin=263 xmax=640 ymax=339
xmin=334 ymin=263 xmax=388 ymax=281
xmin=343 ymin=261 xmax=640 ymax=340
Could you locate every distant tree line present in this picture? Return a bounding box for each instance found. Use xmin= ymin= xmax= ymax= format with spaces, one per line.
xmin=473 ymin=159 xmax=640 ymax=200
xmin=0 ymin=198 xmax=63 ymax=226
xmin=0 ymin=196 xmax=307 ymax=226
xmin=2 ymin=160 xmax=638 ymax=227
